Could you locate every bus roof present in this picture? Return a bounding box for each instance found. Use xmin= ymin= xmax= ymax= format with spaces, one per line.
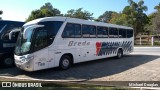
xmin=0 ymin=20 xmax=24 ymax=23
xmin=24 ymin=16 xmax=133 ymax=29
xmin=0 ymin=20 xmax=25 ymax=27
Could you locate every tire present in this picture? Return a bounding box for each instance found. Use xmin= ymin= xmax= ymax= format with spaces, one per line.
xmin=59 ymin=55 xmax=71 ymax=70
xmin=1 ymin=55 xmax=14 ymax=67
xmin=117 ymin=49 xmax=123 ymax=59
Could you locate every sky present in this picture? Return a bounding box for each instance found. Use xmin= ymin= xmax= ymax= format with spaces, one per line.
xmin=0 ymin=0 xmax=160 ymax=22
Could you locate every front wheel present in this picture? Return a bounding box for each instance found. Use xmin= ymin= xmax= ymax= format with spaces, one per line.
xmin=117 ymin=49 xmax=123 ymax=59
xmin=1 ymin=55 xmax=14 ymax=67
xmin=59 ymin=55 xmax=71 ymax=70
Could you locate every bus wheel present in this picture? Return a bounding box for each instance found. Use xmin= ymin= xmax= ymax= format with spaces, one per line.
xmin=117 ymin=49 xmax=123 ymax=59
xmin=1 ymin=56 xmax=14 ymax=67
xmin=59 ymin=55 xmax=71 ymax=70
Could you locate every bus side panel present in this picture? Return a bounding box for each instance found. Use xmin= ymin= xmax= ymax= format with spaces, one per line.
xmin=122 ymin=38 xmax=134 ymax=55
xmin=53 ymin=48 xmax=80 ymax=67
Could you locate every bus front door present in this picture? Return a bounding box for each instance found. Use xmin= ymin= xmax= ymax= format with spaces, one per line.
xmin=33 ymin=48 xmax=49 ymax=70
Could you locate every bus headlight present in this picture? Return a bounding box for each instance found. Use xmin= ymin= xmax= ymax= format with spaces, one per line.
xmin=21 ymin=56 xmax=34 ymax=64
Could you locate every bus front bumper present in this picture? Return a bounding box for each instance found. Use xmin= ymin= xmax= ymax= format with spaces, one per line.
xmin=16 ymin=63 xmax=33 ymax=72
xmin=14 ymin=55 xmax=34 ymax=72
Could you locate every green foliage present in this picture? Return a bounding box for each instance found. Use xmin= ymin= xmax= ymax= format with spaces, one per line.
xmin=145 ymin=3 xmax=160 ymax=36
xmin=154 ymin=41 xmax=160 ymax=46
xmin=26 ymin=2 xmax=61 ymax=22
xmin=103 ymin=0 xmax=148 ymax=37
xmin=0 ymin=10 xmax=2 ymax=15
xmin=154 ymin=3 xmax=160 ymax=12
xmin=64 ymin=8 xmax=93 ymax=20
xmin=152 ymin=3 xmax=160 ymax=35
xmin=98 ymin=11 xmax=117 ymax=23
xmin=110 ymin=13 xmax=131 ymax=27
xmin=144 ymin=13 xmax=156 ymax=35
xmin=123 ymin=0 xmax=149 ymax=37
xmin=152 ymin=13 xmax=160 ymax=34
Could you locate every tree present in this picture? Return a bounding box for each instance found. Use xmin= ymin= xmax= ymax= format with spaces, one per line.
xmin=123 ymin=0 xmax=148 ymax=37
xmin=98 ymin=11 xmax=117 ymax=23
xmin=0 ymin=10 xmax=3 ymax=20
xmin=64 ymin=8 xmax=93 ymax=20
xmin=144 ymin=13 xmax=156 ymax=35
xmin=26 ymin=2 xmax=61 ymax=22
xmin=152 ymin=3 xmax=160 ymax=36
xmin=154 ymin=3 xmax=160 ymax=12
xmin=110 ymin=13 xmax=131 ymax=26
xmin=152 ymin=14 xmax=160 ymax=35
xmin=0 ymin=10 xmax=2 ymax=15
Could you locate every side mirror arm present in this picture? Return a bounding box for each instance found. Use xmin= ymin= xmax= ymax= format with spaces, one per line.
xmin=9 ymin=29 xmax=21 ymax=40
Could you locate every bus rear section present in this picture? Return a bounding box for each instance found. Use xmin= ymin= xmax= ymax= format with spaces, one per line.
xmin=0 ymin=20 xmax=24 ymax=67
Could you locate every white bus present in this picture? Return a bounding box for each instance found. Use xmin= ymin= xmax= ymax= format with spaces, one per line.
xmin=14 ymin=17 xmax=134 ymax=71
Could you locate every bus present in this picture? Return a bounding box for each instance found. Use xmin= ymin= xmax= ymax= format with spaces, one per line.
xmin=14 ymin=17 xmax=134 ymax=71
xmin=0 ymin=20 xmax=24 ymax=67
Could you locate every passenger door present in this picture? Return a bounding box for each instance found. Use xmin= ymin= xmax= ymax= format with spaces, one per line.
xmin=33 ymin=29 xmax=49 ymax=70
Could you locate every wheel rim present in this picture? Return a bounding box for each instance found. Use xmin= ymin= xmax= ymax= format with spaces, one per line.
xmin=4 ymin=58 xmax=13 ymax=65
xmin=118 ymin=51 xmax=122 ymax=58
xmin=62 ymin=58 xmax=69 ymax=67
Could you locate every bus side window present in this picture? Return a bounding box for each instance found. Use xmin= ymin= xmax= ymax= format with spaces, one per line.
xmin=89 ymin=25 xmax=96 ymax=38
xmin=62 ymin=23 xmax=74 ymax=38
xmin=62 ymin=23 xmax=81 ymax=38
xmin=82 ymin=25 xmax=90 ymax=37
xmin=39 ymin=21 xmax=63 ymax=45
xmin=119 ymin=29 xmax=127 ymax=38
xmin=127 ymin=29 xmax=133 ymax=38
xmin=82 ymin=25 xmax=96 ymax=38
xmin=109 ymin=28 xmax=118 ymax=38
xmin=97 ymin=26 xmax=108 ymax=38
xmin=74 ymin=24 xmax=81 ymax=38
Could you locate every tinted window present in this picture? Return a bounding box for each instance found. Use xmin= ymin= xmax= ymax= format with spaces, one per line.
xmin=34 ymin=29 xmax=48 ymax=51
xmin=62 ymin=23 xmax=81 ymax=38
xmin=127 ymin=29 xmax=133 ymax=38
xmin=38 ymin=21 xmax=63 ymax=44
xmin=82 ymin=25 xmax=96 ymax=38
xmin=74 ymin=24 xmax=81 ymax=37
xmin=109 ymin=28 xmax=118 ymax=38
xmin=38 ymin=21 xmax=63 ymax=37
xmin=2 ymin=24 xmax=21 ymax=40
xmin=97 ymin=26 xmax=108 ymax=38
xmin=119 ymin=29 xmax=126 ymax=38
xmin=0 ymin=24 xmax=5 ymax=32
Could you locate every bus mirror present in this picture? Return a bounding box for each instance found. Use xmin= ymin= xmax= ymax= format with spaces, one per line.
xmin=23 ymin=27 xmax=29 ymax=39
xmin=23 ymin=27 xmax=33 ymax=39
xmin=23 ymin=25 xmax=44 ymax=39
xmin=9 ymin=29 xmax=21 ymax=40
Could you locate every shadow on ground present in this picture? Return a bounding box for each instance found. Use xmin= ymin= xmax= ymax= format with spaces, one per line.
xmin=0 ymin=54 xmax=159 ymax=80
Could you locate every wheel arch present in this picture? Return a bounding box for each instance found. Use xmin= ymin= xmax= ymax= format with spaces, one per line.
xmin=60 ymin=53 xmax=74 ymax=65
xmin=117 ymin=47 xmax=123 ymax=54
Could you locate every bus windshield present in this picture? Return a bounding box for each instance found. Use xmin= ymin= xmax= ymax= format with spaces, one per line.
xmin=0 ymin=24 xmax=5 ymax=32
xmin=15 ymin=21 xmax=63 ymax=55
xmin=15 ymin=27 xmax=34 ymax=55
